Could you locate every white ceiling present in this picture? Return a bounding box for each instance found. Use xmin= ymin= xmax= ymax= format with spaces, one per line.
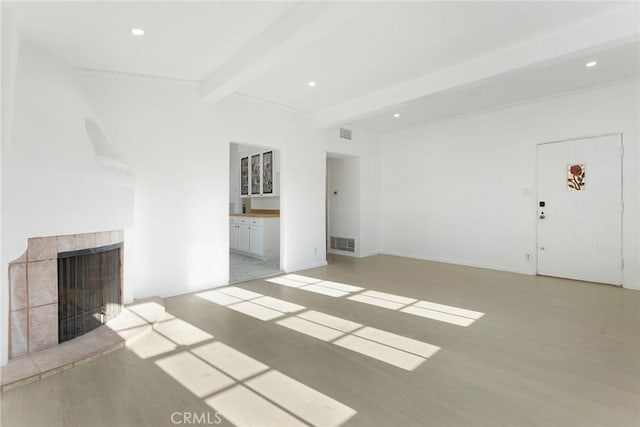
xmin=5 ymin=1 xmax=639 ymax=131
xmin=7 ymin=1 xmax=291 ymax=81
xmin=352 ymin=40 xmax=640 ymax=132
xmin=241 ymin=1 xmax=625 ymax=112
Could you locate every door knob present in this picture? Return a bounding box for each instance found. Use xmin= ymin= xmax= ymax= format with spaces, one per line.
xmin=539 ymin=214 xmax=545 ymax=219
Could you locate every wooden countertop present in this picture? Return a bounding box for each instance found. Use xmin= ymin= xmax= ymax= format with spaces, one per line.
xmin=230 ymin=212 xmax=280 ymax=218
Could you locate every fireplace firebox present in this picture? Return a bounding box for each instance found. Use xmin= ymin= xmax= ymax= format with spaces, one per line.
xmin=57 ymin=243 xmax=122 ymax=343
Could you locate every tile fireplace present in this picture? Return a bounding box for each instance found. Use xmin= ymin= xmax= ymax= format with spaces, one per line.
xmin=8 ymin=230 xmax=124 ymax=358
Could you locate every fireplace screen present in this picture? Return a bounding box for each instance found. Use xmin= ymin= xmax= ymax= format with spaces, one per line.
xmin=58 ymin=243 xmax=122 ymax=343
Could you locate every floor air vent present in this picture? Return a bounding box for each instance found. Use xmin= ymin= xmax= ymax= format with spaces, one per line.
xmin=330 ymin=236 xmax=355 ymax=252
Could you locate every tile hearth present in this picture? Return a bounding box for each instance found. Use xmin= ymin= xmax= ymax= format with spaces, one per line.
xmin=0 ymin=298 xmax=165 ymax=391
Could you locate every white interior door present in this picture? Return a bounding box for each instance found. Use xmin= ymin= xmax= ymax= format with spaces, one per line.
xmin=537 ymin=134 xmax=623 ymax=285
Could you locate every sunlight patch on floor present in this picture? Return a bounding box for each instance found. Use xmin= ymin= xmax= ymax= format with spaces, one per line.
xmin=192 ymin=342 xmax=269 ymax=381
xmin=103 ymin=296 xmax=357 ymax=426
xmin=251 ymin=296 xmax=306 ymax=313
xmin=315 ymin=281 xmax=364 ymax=293
xmin=297 ymin=283 xmax=349 ymax=297
xmin=127 ymin=302 xmax=169 ymax=323
xmin=153 ymin=318 xmax=214 ymax=346
xmin=412 ymin=300 xmax=484 ymax=319
xmin=360 ymin=290 xmax=416 ymax=305
xmin=265 ymin=276 xmax=308 ymax=287
xmin=122 ymin=301 xmax=357 ymax=427
xmin=334 ymin=335 xmax=425 ymax=371
xmin=216 ymin=286 xmax=263 ymax=300
xmin=282 ymin=274 xmax=323 ymax=284
xmin=156 ymin=352 xmax=235 ymax=398
xmin=196 ymin=287 xmax=305 ymax=321
xmin=195 ymin=290 xmax=242 ymax=306
xmin=196 ymin=285 xmax=439 ymax=371
xmin=206 ymin=385 xmax=307 ymax=427
xmin=281 ymin=310 xmax=440 ymax=370
xmin=348 ymin=294 xmax=405 ymax=310
xmin=106 ymin=308 xmax=150 ymax=331
xmin=277 ymin=274 xmax=485 ymax=327
xmin=267 ymin=275 xmax=364 ymax=298
xmin=297 ymin=310 xmax=361 ymax=333
xmin=227 ymin=301 xmax=285 ymax=321
xmin=400 ymin=306 xmax=475 ymax=326
xmin=277 ymin=317 xmax=345 ymax=341
xmin=246 ymin=370 xmax=357 ymax=427
xmin=127 ymin=330 xmax=177 ymax=359
xmin=353 ymin=327 xmax=440 ymax=358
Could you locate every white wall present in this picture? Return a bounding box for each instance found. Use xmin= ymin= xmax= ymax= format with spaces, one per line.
xmin=251 ymin=197 xmax=280 ymax=210
xmin=0 ymin=38 xmax=381 ymax=366
xmin=0 ymin=40 xmax=135 ymax=364
xmin=379 ymin=80 xmax=640 ymax=289
xmin=3 ymin=40 xmax=135 ymax=260
xmin=327 ymin=155 xmax=360 ymax=256
xmin=229 ymin=143 xmax=240 ymax=213
xmin=79 ymin=74 xmax=380 ymax=300
xmin=0 ymin=6 xmax=15 ymax=369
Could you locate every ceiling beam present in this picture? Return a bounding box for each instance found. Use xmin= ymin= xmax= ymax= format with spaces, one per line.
xmin=314 ymin=4 xmax=640 ymax=129
xmin=201 ymin=2 xmax=366 ymax=104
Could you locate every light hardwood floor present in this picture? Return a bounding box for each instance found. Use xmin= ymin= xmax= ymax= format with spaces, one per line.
xmin=1 ymin=254 xmax=639 ymax=426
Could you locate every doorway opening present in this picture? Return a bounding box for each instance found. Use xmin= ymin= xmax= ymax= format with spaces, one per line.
xmin=326 ymin=152 xmax=361 ymax=260
xmin=536 ymin=134 xmax=623 ymax=285
xmin=229 ymin=142 xmax=282 ymax=283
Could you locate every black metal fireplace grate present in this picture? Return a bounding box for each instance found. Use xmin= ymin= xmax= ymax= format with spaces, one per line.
xmin=58 ymin=243 xmax=122 ymax=343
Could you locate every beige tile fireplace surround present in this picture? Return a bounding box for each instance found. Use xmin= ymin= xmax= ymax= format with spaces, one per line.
xmin=8 ymin=230 xmax=124 ymax=359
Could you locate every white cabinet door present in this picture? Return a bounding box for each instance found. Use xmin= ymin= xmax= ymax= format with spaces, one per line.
xmin=238 ymin=225 xmax=251 ymax=253
xmin=250 ymin=226 xmax=263 ymax=257
xmin=250 ymin=153 xmax=261 ymax=196
xmin=229 ymin=224 xmax=239 ymax=250
xmin=240 ymin=157 xmax=249 ymax=197
xmin=241 ymin=148 xmax=279 ymax=198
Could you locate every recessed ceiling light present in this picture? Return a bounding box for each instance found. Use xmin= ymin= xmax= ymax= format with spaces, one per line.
xmin=585 ymin=61 xmax=597 ymax=68
xmin=308 ymin=81 xmax=316 ymax=87
xmin=393 ymin=113 xmax=400 ymax=118
xmin=131 ymin=28 xmax=145 ymax=36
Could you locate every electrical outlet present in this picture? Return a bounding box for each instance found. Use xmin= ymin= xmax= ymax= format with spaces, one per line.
xmin=524 ymin=252 xmax=533 ymax=262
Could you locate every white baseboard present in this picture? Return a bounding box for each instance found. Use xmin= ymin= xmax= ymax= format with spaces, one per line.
xmin=623 ymin=282 xmax=640 ymax=291
xmin=361 ymin=250 xmax=381 ymax=258
xmin=327 ymin=250 xmax=382 ymax=259
xmin=148 ymin=279 xmax=230 ymax=299
xmin=284 ymin=260 xmax=328 ymax=273
xmin=327 ymin=249 xmax=359 ymax=258
xmin=380 ymin=249 xmax=536 ymax=276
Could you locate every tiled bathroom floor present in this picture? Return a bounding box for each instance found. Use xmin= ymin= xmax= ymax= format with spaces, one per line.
xmin=229 ymin=252 xmax=280 ymax=283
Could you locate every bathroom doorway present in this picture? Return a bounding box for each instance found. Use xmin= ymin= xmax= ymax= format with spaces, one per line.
xmin=326 ymin=152 xmax=360 ymax=258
